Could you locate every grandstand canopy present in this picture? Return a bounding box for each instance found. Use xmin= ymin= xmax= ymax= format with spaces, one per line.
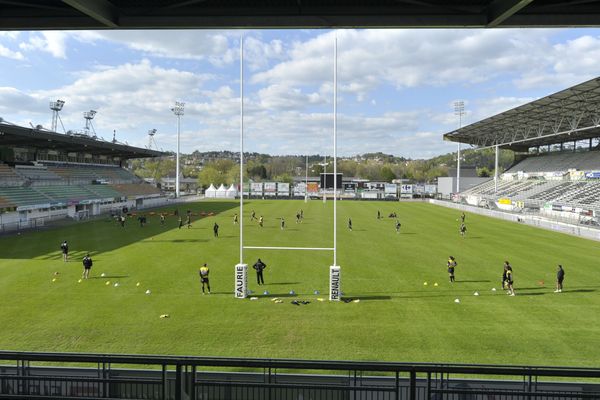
xmin=443 ymin=77 xmax=600 ymax=152
xmin=1 ymin=1 xmax=600 ymax=30
xmin=0 ymin=121 xmax=163 ymax=159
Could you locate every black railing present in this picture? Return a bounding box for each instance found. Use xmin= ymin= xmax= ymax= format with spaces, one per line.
xmin=0 ymin=351 xmax=599 ymax=399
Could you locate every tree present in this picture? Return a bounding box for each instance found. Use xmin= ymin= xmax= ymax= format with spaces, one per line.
xmin=198 ymin=166 xmax=224 ymax=189
xmin=380 ymin=165 xmax=396 ymax=182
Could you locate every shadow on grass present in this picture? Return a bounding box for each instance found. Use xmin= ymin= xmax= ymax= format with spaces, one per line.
xmin=0 ymin=201 xmax=241 ymax=260
xmin=346 ymin=295 xmax=392 ymax=301
xmin=563 ymin=289 xmax=596 ymax=293
xmin=145 ymin=239 xmax=209 ymax=243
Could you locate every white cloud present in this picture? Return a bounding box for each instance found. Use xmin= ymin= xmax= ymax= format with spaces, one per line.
xmin=19 ymin=31 xmax=69 ymax=58
xmin=0 ymin=44 xmax=24 ymax=60
xmin=251 ymin=29 xmax=555 ymax=97
xmin=515 ymin=35 xmax=600 ymax=89
xmin=18 ymin=60 xmax=214 ymax=138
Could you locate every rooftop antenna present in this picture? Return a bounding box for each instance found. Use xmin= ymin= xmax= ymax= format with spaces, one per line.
xmin=50 ymin=100 xmax=66 ymax=133
xmin=83 ymin=110 xmax=97 ymax=137
xmin=113 ymin=129 xmax=116 ymax=143
xmin=148 ymin=128 xmax=158 ymax=150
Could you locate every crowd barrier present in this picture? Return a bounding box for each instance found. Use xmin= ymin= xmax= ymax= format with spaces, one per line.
xmin=1 ymin=351 xmax=600 ymax=399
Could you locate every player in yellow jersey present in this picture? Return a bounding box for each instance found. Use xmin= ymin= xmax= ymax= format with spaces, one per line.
xmin=199 ymin=263 xmax=210 ymax=294
xmin=447 ymin=256 xmax=457 ymax=282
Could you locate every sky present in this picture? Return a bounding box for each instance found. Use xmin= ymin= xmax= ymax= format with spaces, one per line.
xmin=1 ymin=28 xmax=600 ymax=159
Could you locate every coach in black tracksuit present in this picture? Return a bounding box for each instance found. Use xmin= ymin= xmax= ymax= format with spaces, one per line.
xmin=253 ymin=258 xmax=267 ymax=285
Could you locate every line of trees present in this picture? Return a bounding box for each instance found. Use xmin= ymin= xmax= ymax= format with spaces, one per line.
xmin=130 ymin=148 xmax=515 ymax=189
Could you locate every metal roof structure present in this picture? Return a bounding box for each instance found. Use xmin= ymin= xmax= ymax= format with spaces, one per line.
xmin=0 ymin=120 xmax=164 ymax=159
xmin=2 ymin=1 xmax=600 ymax=30
xmin=443 ymin=77 xmax=600 ymax=151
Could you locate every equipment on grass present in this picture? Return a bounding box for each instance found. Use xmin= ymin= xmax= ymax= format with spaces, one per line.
xmin=52 ymin=278 xmax=57 ymax=282
xmin=454 ymin=298 xmax=460 ymax=303
xmin=105 ymin=281 xmax=111 ymax=285
xmin=114 ymin=283 xmax=119 ymax=287
xmin=145 ymin=289 xmax=151 ymax=294
xmin=423 ymin=282 xmax=428 ymax=286
xmin=473 ymin=291 xmax=479 ymax=296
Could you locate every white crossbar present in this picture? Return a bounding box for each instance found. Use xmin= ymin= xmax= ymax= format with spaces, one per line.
xmin=243 ymin=246 xmax=334 ymax=251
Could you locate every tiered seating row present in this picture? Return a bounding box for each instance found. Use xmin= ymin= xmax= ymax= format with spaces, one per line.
xmin=14 ymin=166 xmax=61 ymax=181
xmin=0 ymin=196 xmax=16 ymax=209
xmin=45 ymin=165 xmax=139 ymax=183
xmin=508 ymin=151 xmax=600 ymax=173
xmin=110 ymin=183 xmax=162 ymax=197
xmin=0 ymin=163 xmax=25 ymax=186
xmin=0 ymin=186 xmax=52 ymax=206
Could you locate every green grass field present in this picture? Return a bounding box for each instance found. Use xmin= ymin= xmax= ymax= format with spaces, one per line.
xmin=1 ymin=199 xmax=599 ymax=366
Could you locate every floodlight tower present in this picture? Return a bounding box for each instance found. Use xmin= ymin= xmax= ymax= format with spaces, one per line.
xmin=83 ymin=110 xmax=97 ymax=137
xmin=454 ymin=101 xmax=465 ymax=193
xmin=49 ymin=99 xmax=65 ymax=132
xmin=148 ymin=129 xmax=158 ymax=150
xmin=171 ymin=101 xmax=185 ymax=198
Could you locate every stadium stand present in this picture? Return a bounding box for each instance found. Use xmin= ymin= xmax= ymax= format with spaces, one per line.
xmin=0 ymin=121 xmax=165 ymax=221
xmin=461 ymin=150 xmax=600 ymax=212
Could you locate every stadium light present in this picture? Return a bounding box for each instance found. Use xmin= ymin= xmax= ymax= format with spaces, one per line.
xmin=83 ymin=110 xmax=97 ymax=137
xmin=454 ymin=101 xmax=465 ymax=193
xmin=171 ymin=101 xmax=185 ymax=198
xmin=49 ymin=99 xmax=65 ymax=133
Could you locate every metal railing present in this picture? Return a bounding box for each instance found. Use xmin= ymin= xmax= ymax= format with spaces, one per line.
xmin=1 ymin=351 xmax=600 ymax=399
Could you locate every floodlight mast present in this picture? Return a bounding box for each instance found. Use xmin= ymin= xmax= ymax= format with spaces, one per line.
xmin=83 ymin=110 xmax=97 ymax=137
xmin=148 ymin=129 xmax=158 ymax=150
xmin=49 ymin=99 xmax=65 ymax=133
xmin=454 ymin=101 xmax=465 ymax=193
xmin=171 ymin=101 xmax=185 ymax=198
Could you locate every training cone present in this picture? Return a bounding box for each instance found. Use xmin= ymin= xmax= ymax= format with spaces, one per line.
xmin=423 ymin=282 xmax=428 ymax=286
xmin=314 ymin=290 xmax=320 ymax=295
xmin=289 ymin=290 xmax=295 ymax=295
xmin=52 ymin=278 xmax=57 ymax=282
xmin=263 ymin=290 xmax=269 ymax=295
xmin=473 ymin=291 xmax=479 ymax=296
xmin=145 ymin=289 xmax=151 ymax=294
xmin=78 ymin=279 xmax=82 ymax=283
xmin=433 ymin=282 xmax=438 ymax=287
xmin=136 ymin=282 xmax=140 ymax=287
xmin=454 ymin=298 xmax=460 ymax=303
xmin=114 ymin=283 xmax=120 ymax=287
xmin=105 ymin=281 xmax=111 ymax=285
xmin=491 ymin=288 xmax=497 ymax=292
xmin=101 ymin=273 xmax=106 ymax=277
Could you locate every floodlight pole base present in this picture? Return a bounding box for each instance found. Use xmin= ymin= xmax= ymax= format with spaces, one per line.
xmin=329 ymin=265 xmax=341 ymax=301
xmin=234 ymin=264 xmax=248 ymax=299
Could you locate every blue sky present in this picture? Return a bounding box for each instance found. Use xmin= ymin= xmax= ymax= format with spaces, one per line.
xmin=1 ymin=28 xmax=599 ymax=158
